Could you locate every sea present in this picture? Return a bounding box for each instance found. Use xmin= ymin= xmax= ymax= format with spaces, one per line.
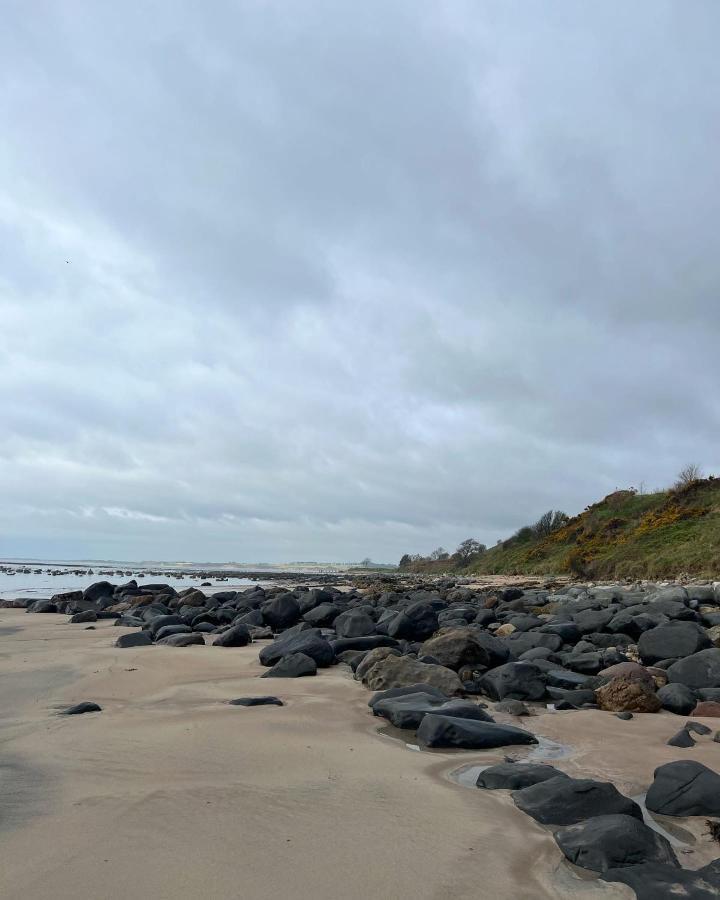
xmin=0 ymin=558 xmax=264 ymax=601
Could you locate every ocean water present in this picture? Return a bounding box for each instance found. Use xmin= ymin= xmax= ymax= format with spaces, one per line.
xmin=0 ymin=563 xmax=259 ymax=601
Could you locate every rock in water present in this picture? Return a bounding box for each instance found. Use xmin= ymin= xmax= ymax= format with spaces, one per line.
xmin=602 ymin=861 xmax=720 ymax=899
xmin=595 ymin=675 xmax=661 ymax=713
xmin=416 ymin=715 xmax=537 ymax=749
xmin=261 ymin=652 xmax=317 ymax=678
xmin=476 ymin=763 xmax=570 ymax=790
xmin=368 ymin=684 xmax=449 ymax=708
xmin=554 ymin=814 xmax=679 ymax=873
xmin=229 ymin=697 xmax=283 ymax=707
xmin=513 ymin=777 xmax=642 ymax=825
xmin=645 ymin=760 xmax=720 ymax=816
xmin=62 ymin=701 xmax=102 ymax=715
xmin=373 ymin=694 xmax=493 ymax=730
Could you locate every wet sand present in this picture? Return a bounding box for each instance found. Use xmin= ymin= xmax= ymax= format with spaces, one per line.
xmin=2 ymin=611 xmax=716 ymax=899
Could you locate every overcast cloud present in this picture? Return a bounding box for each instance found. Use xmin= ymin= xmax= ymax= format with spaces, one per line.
xmin=1 ymin=1 xmax=719 ymax=563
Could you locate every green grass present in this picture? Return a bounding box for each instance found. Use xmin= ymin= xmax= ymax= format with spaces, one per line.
xmin=463 ymin=480 xmax=720 ymax=580
xmin=395 ymin=480 xmax=720 ymax=581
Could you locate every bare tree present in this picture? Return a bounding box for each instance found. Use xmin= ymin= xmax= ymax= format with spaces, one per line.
xmin=454 ymin=538 xmax=486 ymax=561
xmin=674 ymin=463 xmax=703 ymax=490
xmin=430 ymin=547 xmax=449 ymax=561
xmin=531 ymin=510 xmax=569 ymax=538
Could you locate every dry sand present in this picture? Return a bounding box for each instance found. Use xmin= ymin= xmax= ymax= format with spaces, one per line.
xmin=1 ymin=612 xmax=718 ymax=900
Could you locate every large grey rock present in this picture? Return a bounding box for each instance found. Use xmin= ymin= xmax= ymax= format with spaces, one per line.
xmin=602 ymin=861 xmax=720 ymax=899
xmin=373 ymin=693 xmax=493 ymax=730
xmin=513 ymin=777 xmax=642 ymax=825
xmin=657 ymin=682 xmax=697 ymax=715
xmin=334 ymin=609 xmax=376 ymax=639
xmin=258 ymin=630 xmax=334 ymax=668
xmin=416 ymin=715 xmax=537 ymax=749
xmin=479 ymin=662 xmax=546 ymax=701
xmin=476 ymin=763 xmax=569 ymax=791
xmin=554 ymin=814 xmax=678 ymax=873
xmin=261 ymin=652 xmax=317 ymax=678
xmin=638 ymin=621 xmax=711 ymax=665
xmin=667 ymin=648 xmax=720 ymax=688
xmin=645 ymin=760 xmax=720 ymax=816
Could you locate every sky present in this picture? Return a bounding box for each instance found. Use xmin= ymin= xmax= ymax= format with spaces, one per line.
xmin=1 ymin=1 xmax=720 ymax=564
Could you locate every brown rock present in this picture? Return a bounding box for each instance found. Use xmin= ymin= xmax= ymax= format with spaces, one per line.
xmin=362 ymin=654 xmax=464 ymax=696
xmin=496 ymin=623 xmax=516 ymax=637
xmin=595 ymin=675 xmax=661 ymax=713
xmin=691 ymin=701 xmax=720 ymax=717
xmin=354 ymin=646 xmax=400 ymax=680
xmin=599 ymin=662 xmax=656 ymax=689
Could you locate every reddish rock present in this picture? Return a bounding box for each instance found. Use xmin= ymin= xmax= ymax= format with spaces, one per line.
xmin=691 ymin=701 xmax=720 ymax=717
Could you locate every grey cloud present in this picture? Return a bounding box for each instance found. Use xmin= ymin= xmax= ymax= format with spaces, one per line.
xmin=1 ymin=1 xmax=719 ymax=563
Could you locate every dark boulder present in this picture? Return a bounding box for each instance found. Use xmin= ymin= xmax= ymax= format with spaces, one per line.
xmin=667 ymin=728 xmax=695 ymax=748
xmin=334 ymin=609 xmax=377 ymax=638
xmin=260 ymin=594 xmax=301 ymax=630
xmin=115 ymin=630 xmax=153 ymax=648
xmin=638 ymin=621 xmax=711 ymax=666
xmin=261 ymin=652 xmax=317 ymax=678
xmin=154 ymin=624 xmax=192 ymax=641
xmin=61 ymin=701 xmax=102 ymax=715
xmin=70 ymin=610 xmax=97 ymax=623
xmin=476 ymin=763 xmax=569 ymax=791
xmin=302 ymin=602 xmax=342 ymax=627
xmin=147 ymin=614 xmax=183 ymax=639
xmin=573 ymin=608 xmax=617 ymax=634
xmin=546 ymin=687 xmax=596 ymax=707
xmin=330 ymin=636 xmax=398 ymax=654
xmin=666 ymin=648 xmax=720 ymax=689
xmin=373 ymin=694 xmax=493 ymax=730
xmin=156 ymin=632 xmax=205 ymax=646
xmin=368 ymin=684 xmax=449 ymax=709
xmin=421 ymin=628 xmax=509 ymax=672
xmin=416 ymin=715 xmax=537 ymax=749
xmin=602 ymin=861 xmax=720 ymax=899
xmin=554 ymin=814 xmax=678 ymax=873
xmin=82 ymin=581 xmax=114 ymax=603
xmin=513 ymin=777 xmax=642 ymax=825
xmin=479 ymin=663 xmax=546 ymax=701
xmin=645 ymin=760 xmax=720 ymax=816
xmin=506 ymin=632 xmax=563 ymax=655
xmin=229 ymin=696 xmax=283 ymax=707
xmin=387 ymin=602 xmax=438 ymax=641
xmin=213 ymin=624 xmax=252 ymax=647
xmin=258 ymin=631 xmax=334 ymax=668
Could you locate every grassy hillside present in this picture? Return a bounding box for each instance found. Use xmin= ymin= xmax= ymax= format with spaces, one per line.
xmin=466 ymin=479 xmax=720 ymax=580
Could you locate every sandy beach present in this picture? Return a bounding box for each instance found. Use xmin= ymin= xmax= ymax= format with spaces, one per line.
xmin=2 ymin=611 xmax=720 ymax=900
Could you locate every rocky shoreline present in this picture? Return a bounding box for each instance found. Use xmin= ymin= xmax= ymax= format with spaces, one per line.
xmin=15 ymin=575 xmax=720 ymax=897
